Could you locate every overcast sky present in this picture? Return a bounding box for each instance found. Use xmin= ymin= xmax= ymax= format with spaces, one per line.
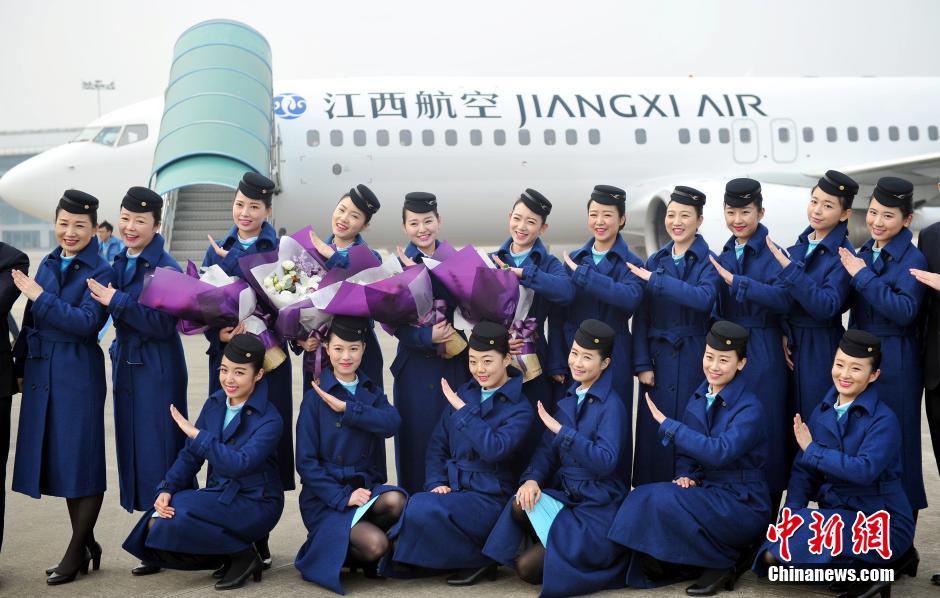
xmin=2 ymin=0 xmax=939 ymax=131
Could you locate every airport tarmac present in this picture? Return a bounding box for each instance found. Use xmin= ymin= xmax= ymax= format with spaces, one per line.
xmin=1 ymin=251 xmax=938 ymax=597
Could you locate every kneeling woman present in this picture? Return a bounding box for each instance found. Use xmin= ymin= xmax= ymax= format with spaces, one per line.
xmin=608 ymin=321 xmax=771 ymax=597
xmin=294 ymin=316 xmax=407 ymax=593
xmin=756 ymin=330 xmax=915 ymax=598
xmin=483 ymin=319 xmax=631 ymax=598
xmin=386 ymin=321 xmax=533 ymax=585
xmin=123 ymin=334 xmax=285 ymax=591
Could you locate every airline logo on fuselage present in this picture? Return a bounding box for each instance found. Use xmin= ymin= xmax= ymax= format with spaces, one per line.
xmin=287 ymin=91 xmax=768 ymax=128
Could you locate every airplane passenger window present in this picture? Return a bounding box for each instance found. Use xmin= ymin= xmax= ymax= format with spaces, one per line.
xmin=929 ymin=126 xmax=939 ymax=141
xmin=678 ymin=128 xmax=691 ymax=144
xmin=588 ymin=129 xmax=600 ymax=145
xmin=909 ymin=126 xmax=919 ymax=141
xmin=518 ymin=130 xmax=531 ymax=145
xmin=826 ymin=127 xmax=837 ymax=142
xmin=494 ymin=129 xmax=506 ymax=145
xmin=888 ymin=126 xmax=899 ymax=141
xmin=635 ymin=129 xmax=647 ymax=144
xmin=399 ymin=130 xmax=412 ymax=146
xmin=470 ymin=129 xmax=482 ymax=146
xmin=719 ymin=128 xmax=731 ymax=143
xmin=739 ymin=128 xmax=751 ymax=143
xmin=868 ymin=126 xmax=879 ymax=141
xmin=445 ymin=129 xmax=457 ymax=146
xmin=544 ymin=130 xmax=556 ymax=145
xmin=777 ymin=128 xmax=790 ymax=143
xmin=422 ymin=130 xmax=435 ymax=146
xmin=353 ymin=130 xmax=367 ymax=147
xmin=565 ymin=129 xmax=577 ymax=145
xmin=847 ymin=127 xmax=858 ymax=142
xmin=117 ymin=124 xmax=148 ymax=146
xmin=330 ymin=130 xmax=344 ymax=147
xmin=93 ymin=126 xmax=121 ymax=146
xmin=699 ymin=129 xmax=711 ymax=144
xmin=802 ymin=127 xmax=814 ymax=142
xmin=376 ymin=130 xmax=389 ymax=146
xmin=306 ymin=130 xmax=320 ymax=147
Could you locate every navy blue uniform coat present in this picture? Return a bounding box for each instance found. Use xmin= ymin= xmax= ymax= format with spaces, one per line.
xmin=13 ymin=240 xmax=112 ymax=498
xmin=632 ymin=234 xmax=719 ymax=485
xmin=294 ymin=369 xmax=403 ymax=594
xmin=483 ymin=369 xmax=630 ymax=598
xmin=123 ymin=379 xmax=284 ymax=561
xmin=202 ymin=222 xmax=295 ymax=490
xmin=715 ymin=223 xmax=790 ymax=493
xmin=848 ymin=227 xmax=927 ymax=510
xmin=388 ymin=370 xmax=532 ymax=572
xmin=756 ymin=386 xmax=914 ymax=568
xmin=109 ymin=234 xmax=190 ymax=512
xmin=609 ymin=375 xmax=771 ymax=586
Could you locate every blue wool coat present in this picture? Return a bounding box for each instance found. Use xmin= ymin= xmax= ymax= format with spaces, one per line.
xmin=632 ymin=234 xmax=719 ymax=485
xmin=388 ymin=370 xmax=532 ymax=572
xmin=609 ymin=375 xmax=771 ymax=586
xmin=492 ymin=237 xmax=575 ymax=474
xmin=756 ymin=387 xmax=914 ymax=568
xmin=12 ymin=240 xmax=112 ymax=498
xmin=483 ymin=369 xmax=630 ymax=598
xmin=391 ymin=240 xmax=469 ymax=494
xmin=715 ymin=223 xmax=790 ymax=493
xmin=848 ymin=227 xmax=927 ymax=510
xmin=123 ymin=379 xmax=285 ymax=561
xmin=780 ymin=222 xmax=853 ymax=421
xmin=294 ymin=369 xmax=403 ymax=594
xmin=550 ymin=234 xmax=644 ymax=483
xmin=202 ymin=222 xmax=294 ymax=490
xmin=109 ymin=234 xmax=190 ymax=512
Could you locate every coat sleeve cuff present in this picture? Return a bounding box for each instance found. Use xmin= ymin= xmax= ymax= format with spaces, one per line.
xmin=341 ymin=401 xmax=363 ymax=425
xmin=800 ymin=443 xmax=824 ymax=468
xmin=851 ymin=267 xmax=875 ymax=290
xmin=32 ymin=291 xmax=53 ymax=320
xmin=731 ymin=275 xmax=749 ymax=302
xmin=451 ymin=404 xmax=479 ymax=430
xmin=779 ymin=261 xmax=804 ymax=285
xmin=521 ymin=263 xmax=538 ymax=282
xmin=571 ymin=263 xmax=590 ymax=287
xmin=659 ymin=418 xmax=681 ymax=446
xmin=108 ymin=290 xmax=130 ymax=317
xmin=551 ymin=425 xmax=575 ymax=450
xmin=191 ymin=429 xmax=214 ymax=458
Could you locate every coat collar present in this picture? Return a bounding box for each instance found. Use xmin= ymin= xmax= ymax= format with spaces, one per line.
xmin=404 ymin=239 xmax=440 ymax=261
xmin=795 ymin=221 xmax=849 ymax=258
xmin=319 ymin=367 xmax=377 ymax=396
xmin=50 ymin=237 xmax=102 ymax=269
xmin=572 ymin=233 xmax=630 ymax=262
xmin=859 ymin=226 xmax=914 ymax=262
xmin=693 ymin=373 xmax=748 ymax=408
xmin=651 ymin=234 xmax=709 ymax=263
xmin=496 ymin=237 xmax=548 ymax=266
xmin=818 ymin=385 xmax=878 ymax=417
xmin=221 ymin=222 xmax=277 ymax=252
xmin=326 ymin=233 xmax=366 ymax=249
xmin=723 ymin=223 xmax=769 ymax=257
xmin=464 ymin=367 xmax=524 ymax=403
xmin=114 ymin=233 xmax=166 ymax=270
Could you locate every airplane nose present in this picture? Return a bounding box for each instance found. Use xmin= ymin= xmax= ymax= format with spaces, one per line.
xmin=0 ymin=151 xmax=65 ymax=220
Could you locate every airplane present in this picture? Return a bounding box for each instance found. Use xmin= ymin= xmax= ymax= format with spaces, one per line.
xmin=2 ymin=75 xmax=940 ymax=265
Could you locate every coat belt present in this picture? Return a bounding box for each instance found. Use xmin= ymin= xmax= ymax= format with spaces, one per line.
xmin=823 ymin=478 xmax=903 ymax=498
xmin=558 ymin=466 xmax=601 ymax=481
xmin=446 ymin=459 xmax=499 ymax=490
xmin=214 ymin=470 xmax=275 ymax=505
xmin=26 ymin=328 xmax=88 ymax=357
xmin=787 ymin=317 xmax=842 ymax=329
xmin=703 ymin=469 xmax=765 ymax=483
xmin=857 ymin=323 xmax=915 ymax=337
xmin=648 ymin=325 xmax=708 ymax=347
xmin=731 ymin=315 xmax=780 ymax=329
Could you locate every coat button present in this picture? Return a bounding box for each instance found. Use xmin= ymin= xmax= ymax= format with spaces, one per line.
xmin=31 ymin=384 xmax=36 ymax=390
xmin=335 ymin=422 xmax=342 ymax=428
xmin=428 ymin=384 xmax=434 ymax=390
xmin=226 ymin=439 xmax=235 ymax=445
xmin=245 ymin=408 xmax=252 ymax=415
xmin=73 ymin=264 xmax=79 ymax=270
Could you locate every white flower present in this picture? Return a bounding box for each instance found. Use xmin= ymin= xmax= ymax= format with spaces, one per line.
xmin=274 ymin=282 xmax=284 ymax=292
xmin=281 ymin=260 xmax=296 ymax=271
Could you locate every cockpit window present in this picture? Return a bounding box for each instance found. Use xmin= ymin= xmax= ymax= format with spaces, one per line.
xmin=72 ymin=127 xmax=101 ymax=142
xmin=93 ymin=126 xmax=122 ymax=146
xmin=118 ymin=124 xmax=149 ymax=146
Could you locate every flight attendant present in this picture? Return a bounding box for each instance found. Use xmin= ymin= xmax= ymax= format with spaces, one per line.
xmin=202 ymin=171 xmax=293 ymax=565
xmin=391 ymin=192 xmax=469 ymax=494
xmin=387 ymin=321 xmax=532 ymax=586
xmin=709 ymin=178 xmax=790 ymax=512
xmin=300 ymin=185 xmax=383 ymax=390
xmin=85 ymin=187 xmax=190 ymax=576
xmin=489 ymin=188 xmax=575 ymax=473
xmin=756 ymin=330 xmax=916 ymax=598
xmin=11 ymin=190 xmax=113 ymax=584
xmin=609 ymin=321 xmax=771 ymax=596
xmin=294 ymin=316 xmax=407 ymax=593
xmin=123 ymin=334 xmax=284 ymax=591
xmin=483 ymin=319 xmax=630 ymax=598
xmin=766 ymin=171 xmax=856 ymax=422
xmin=629 ymin=186 xmax=719 ymax=485
xmin=839 ymin=176 xmax=928 ymax=515
xmin=554 ymin=184 xmax=644 ymax=484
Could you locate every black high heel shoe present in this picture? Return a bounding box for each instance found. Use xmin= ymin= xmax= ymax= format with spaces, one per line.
xmin=685 ymin=567 xmax=735 ymax=596
xmin=215 ymin=550 xmax=263 ymax=591
xmin=212 ymin=561 xmax=231 ymax=579
xmin=46 ymin=540 xmax=101 ymax=575
xmin=46 ymin=551 xmax=92 ymax=585
xmin=893 ymin=546 xmax=919 ymax=578
xmin=255 ymin=535 xmax=272 ymax=570
xmin=836 ymin=579 xmax=892 ymax=598
xmin=445 ymin=563 xmax=498 ymax=586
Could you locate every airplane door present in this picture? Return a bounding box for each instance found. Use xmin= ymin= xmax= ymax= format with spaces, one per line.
xmin=732 ymin=119 xmax=759 ymax=164
xmin=771 ymin=118 xmax=798 ymax=163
